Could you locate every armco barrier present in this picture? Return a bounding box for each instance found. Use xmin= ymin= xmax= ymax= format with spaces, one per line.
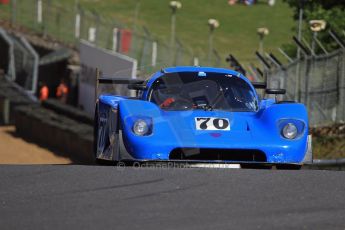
xmin=15 ymin=105 xmax=94 ymax=163
xmin=304 ymin=159 xmax=345 ymax=171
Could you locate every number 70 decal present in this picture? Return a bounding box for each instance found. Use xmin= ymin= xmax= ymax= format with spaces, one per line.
xmin=195 ymin=117 xmax=230 ymax=131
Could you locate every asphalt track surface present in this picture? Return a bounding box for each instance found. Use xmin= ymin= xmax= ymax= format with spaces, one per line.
xmin=1 ymin=165 xmax=345 ymax=229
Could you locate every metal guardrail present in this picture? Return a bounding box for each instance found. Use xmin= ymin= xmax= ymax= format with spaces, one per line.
xmin=0 ymin=28 xmax=15 ymax=80
xmin=0 ymin=28 xmax=39 ymax=93
xmin=304 ymin=158 xmax=345 ymax=170
xmin=19 ymin=36 xmax=39 ymax=94
xmin=0 ymin=26 xmax=75 ymax=100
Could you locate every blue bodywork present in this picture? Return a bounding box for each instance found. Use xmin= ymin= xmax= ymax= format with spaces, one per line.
xmin=95 ymin=66 xmax=310 ymax=165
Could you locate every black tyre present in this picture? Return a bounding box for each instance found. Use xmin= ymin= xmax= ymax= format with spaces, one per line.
xmin=241 ymin=164 xmax=273 ymax=169
xmin=276 ymin=164 xmax=302 ymax=170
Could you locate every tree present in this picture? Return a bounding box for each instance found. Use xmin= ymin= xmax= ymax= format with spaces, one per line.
xmin=284 ymin=0 xmax=345 ymax=18
xmin=283 ymin=0 xmax=345 ymax=56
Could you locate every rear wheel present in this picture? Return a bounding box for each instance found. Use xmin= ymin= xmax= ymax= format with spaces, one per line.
xmin=276 ymin=164 xmax=302 ymax=170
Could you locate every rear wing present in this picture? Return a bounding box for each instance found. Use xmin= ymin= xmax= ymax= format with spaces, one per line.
xmin=95 ymin=68 xmax=146 ymax=103
xmin=252 ymin=82 xmax=267 ymax=89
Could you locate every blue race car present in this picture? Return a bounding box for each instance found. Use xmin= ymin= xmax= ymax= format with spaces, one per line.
xmin=94 ymin=66 xmax=312 ymax=169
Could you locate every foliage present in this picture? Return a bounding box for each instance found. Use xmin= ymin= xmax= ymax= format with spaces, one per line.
xmin=283 ymin=0 xmax=345 ymax=56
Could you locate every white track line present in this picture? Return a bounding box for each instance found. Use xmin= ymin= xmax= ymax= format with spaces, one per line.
xmin=189 ymin=163 xmax=241 ymax=169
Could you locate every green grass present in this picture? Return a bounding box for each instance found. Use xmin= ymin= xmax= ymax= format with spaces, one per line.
xmin=1 ymin=0 xmax=296 ymax=66
xmin=53 ymin=0 xmax=295 ymax=66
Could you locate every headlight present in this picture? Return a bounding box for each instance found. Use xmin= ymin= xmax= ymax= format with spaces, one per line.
xmin=133 ymin=119 xmax=149 ymax=136
xmin=282 ymin=123 xmax=298 ymax=139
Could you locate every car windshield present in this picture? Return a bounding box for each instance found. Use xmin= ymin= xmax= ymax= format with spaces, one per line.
xmin=148 ymin=72 xmax=258 ymax=112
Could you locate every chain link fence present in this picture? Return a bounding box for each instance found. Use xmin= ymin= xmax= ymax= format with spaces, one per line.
xmin=267 ymin=49 xmax=345 ymax=127
xmin=0 ymin=0 xmax=221 ymax=77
